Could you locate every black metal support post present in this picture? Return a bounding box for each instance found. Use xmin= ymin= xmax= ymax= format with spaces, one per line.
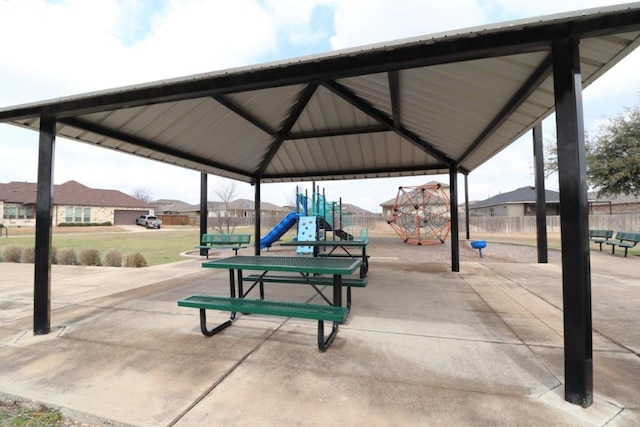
xmin=199 ymin=173 xmax=208 ymax=256
xmin=533 ymin=123 xmax=548 ymax=263
xmin=553 ymin=38 xmax=593 ymax=407
xmin=254 ymin=179 xmax=261 ymax=255
xmin=34 ymin=116 xmax=56 ymax=335
xmin=464 ymin=174 xmax=470 ymax=240
xmin=449 ymin=167 xmax=460 ymax=272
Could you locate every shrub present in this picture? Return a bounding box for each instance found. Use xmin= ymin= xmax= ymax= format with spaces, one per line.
xmin=58 ymin=222 xmax=113 ymax=227
xmin=79 ymin=248 xmax=102 ymax=266
xmin=3 ymin=246 xmax=22 ymax=263
xmin=124 ymin=252 xmax=147 ymax=268
xmin=57 ymin=248 xmax=78 ymax=265
xmin=50 ymin=246 xmax=58 ymax=265
xmin=103 ymin=249 xmax=122 ymax=267
xmin=21 ymin=247 xmax=35 ymax=263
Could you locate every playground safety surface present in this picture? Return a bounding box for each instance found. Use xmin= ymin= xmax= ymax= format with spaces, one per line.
xmin=0 ymin=242 xmax=638 ymax=426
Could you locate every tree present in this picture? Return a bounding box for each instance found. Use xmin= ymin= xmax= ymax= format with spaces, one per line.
xmin=211 ymin=179 xmax=238 ymax=233
xmin=544 ymin=103 xmax=640 ymax=197
xmin=132 ymin=187 xmax=153 ymax=204
xmin=587 ymin=106 xmax=640 ymax=197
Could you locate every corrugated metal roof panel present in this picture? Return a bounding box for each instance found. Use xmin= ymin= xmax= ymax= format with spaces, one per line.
xmin=1 ymin=5 xmax=639 ymax=184
xmin=292 ymin=85 xmax=380 ymax=134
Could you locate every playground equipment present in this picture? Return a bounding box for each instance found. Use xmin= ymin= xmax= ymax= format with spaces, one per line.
xmin=387 ymin=183 xmax=451 ymax=245
xmin=470 ymin=240 xmax=487 ymax=258
xmin=258 ymin=184 xmax=366 ymax=249
xmin=259 ymin=211 xmax=298 ymax=249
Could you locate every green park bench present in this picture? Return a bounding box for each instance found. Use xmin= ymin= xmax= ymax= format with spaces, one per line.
xmin=195 ymin=233 xmax=251 ymax=258
xmin=605 ymin=231 xmax=640 ymax=257
xmin=589 ymin=229 xmax=613 ymax=251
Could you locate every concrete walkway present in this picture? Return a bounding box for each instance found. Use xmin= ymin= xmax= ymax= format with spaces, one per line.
xmin=0 ymin=251 xmax=638 ymax=426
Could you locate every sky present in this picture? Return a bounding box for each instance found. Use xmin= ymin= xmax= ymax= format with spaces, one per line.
xmin=1 ymin=0 xmax=639 ymax=214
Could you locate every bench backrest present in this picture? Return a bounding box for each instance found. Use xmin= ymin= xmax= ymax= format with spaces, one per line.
xmin=589 ymin=229 xmax=613 ymax=238
xmin=614 ymin=231 xmax=640 ymax=243
xmin=201 ymin=234 xmax=251 ymax=244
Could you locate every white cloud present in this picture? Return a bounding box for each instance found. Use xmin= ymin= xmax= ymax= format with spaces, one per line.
xmin=329 ymin=0 xmax=487 ymax=50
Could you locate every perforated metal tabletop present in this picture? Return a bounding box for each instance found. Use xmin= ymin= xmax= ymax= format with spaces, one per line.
xmin=280 ymin=240 xmax=368 ymax=247
xmin=202 ymin=255 xmax=362 ymax=275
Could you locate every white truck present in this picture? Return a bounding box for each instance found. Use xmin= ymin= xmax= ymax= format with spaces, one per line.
xmin=136 ymin=215 xmax=162 ymax=229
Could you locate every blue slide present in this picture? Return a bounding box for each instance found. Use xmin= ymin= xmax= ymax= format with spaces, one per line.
xmin=259 ymin=212 xmax=298 ymax=249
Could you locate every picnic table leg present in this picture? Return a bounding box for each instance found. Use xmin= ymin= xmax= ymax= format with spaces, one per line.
xmin=199 ymin=309 xmax=234 ymax=336
xmin=361 ymin=246 xmax=368 ymax=278
xmin=197 ymin=268 xmax=237 ymax=336
xmin=237 ymin=269 xmax=243 ymax=299
xmin=317 ymin=320 xmax=339 ymax=352
xmin=317 ymin=274 xmax=343 ymax=351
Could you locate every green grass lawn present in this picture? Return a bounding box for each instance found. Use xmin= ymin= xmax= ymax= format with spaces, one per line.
xmin=1 ymin=227 xmax=636 ymax=266
xmin=0 ymin=228 xmax=201 ymax=266
xmin=0 ymin=225 xmax=301 ymax=266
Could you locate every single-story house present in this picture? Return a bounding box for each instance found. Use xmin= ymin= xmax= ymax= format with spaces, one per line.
xmin=468 ymin=186 xmax=560 ymax=217
xmin=156 ymin=199 xmax=291 ymax=221
xmin=379 ymin=181 xmax=450 ymax=219
xmin=587 ymin=192 xmax=640 ymax=214
xmin=0 ymin=180 xmax=152 ymax=227
xmin=152 ymin=199 xmax=195 ymax=215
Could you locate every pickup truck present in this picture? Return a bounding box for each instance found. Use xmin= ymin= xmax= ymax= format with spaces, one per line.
xmin=136 ymin=215 xmax=162 ymax=229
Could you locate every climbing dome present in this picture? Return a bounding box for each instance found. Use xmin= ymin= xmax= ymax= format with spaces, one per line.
xmin=387 ymin=184 xmax=451 ymax=245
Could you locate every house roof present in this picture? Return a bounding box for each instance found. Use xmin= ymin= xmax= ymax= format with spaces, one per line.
xmin=169 ymin=199 xmax=289 ymax=212
xmin=470 ymin=186 xmax=560 ymax=209
xmin=1 ymin=5 xmax=639 ymax=185
xmin=379 ymin=181 xmax=449 ymax=207
xmin=0 ymin=180 xmax=150 ymax=208
xmin=588 ymin=191 xmax=640 ymax=204
xmin=152 ymin=199 xmax=195 ymax=213
xmin=225 ymin=199 xmax=289 ymax=212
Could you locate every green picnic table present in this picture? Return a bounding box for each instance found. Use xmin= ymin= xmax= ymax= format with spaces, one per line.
xmin=281 ymin=240 xmax=369 ymax=278
xmin=178 ymin=255 xmax=362 ymax=351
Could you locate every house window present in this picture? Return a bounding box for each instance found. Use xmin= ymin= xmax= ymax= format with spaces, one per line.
xmin=65 ymin=206 xmax=92 ymax=223
xmin=3 ymin=205 xmax=33 ymax=220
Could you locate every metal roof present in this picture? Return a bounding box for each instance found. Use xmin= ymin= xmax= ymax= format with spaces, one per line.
xmin=1 ymin=3 xmax=640 ymax=184
xmin=469 ymin=186 xmax=561 ymax=209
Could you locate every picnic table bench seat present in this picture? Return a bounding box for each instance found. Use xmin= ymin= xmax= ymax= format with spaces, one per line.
xmin=589 ymin=229 xmax=614 ymax=251
xmin=242 ymin=274 xmax=367 ymax=287
xmin=242 ymin=273 xmax=367 ymax=310
xmin=195 ymin=233 xmax=251 ymax=258
xmin=178 ymin=295 xmax=348 ymax=351
xmin=605 ymin=232 xmax=640 ymax=257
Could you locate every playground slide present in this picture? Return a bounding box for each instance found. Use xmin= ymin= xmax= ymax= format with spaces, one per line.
xmin=259 ymin=211 xmax=298 ymax=249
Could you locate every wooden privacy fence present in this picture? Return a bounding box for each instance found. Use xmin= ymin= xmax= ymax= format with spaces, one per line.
xmin=196 ymin=213 xmax=640 ymax=235
xmin=462 ymin=214 xmax=640 ymax=234
xmin=157 ymin=215 xmax=194 ymax=226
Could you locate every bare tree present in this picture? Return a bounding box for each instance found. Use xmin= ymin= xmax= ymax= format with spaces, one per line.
xmin=132 ymin=187 xmax=154 ymax=204
xmin=211 ymin=179 xmax=238 ymax=233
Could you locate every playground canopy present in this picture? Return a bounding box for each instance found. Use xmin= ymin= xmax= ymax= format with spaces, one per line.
xmin=1 ymin=3 xmax=640 ymax=408
xmin=1 ymin=4 xmax=639 ymax=184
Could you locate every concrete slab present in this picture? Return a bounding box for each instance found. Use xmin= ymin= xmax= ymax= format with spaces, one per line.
xmin=173 ymin=362 xmax=583 ymax=427
xmin=0 ymin=252 xmax=638 ymax=426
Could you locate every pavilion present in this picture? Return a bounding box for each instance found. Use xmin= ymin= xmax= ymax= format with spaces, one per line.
xmin=2 ymin=3 xmax=640 ymax=407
